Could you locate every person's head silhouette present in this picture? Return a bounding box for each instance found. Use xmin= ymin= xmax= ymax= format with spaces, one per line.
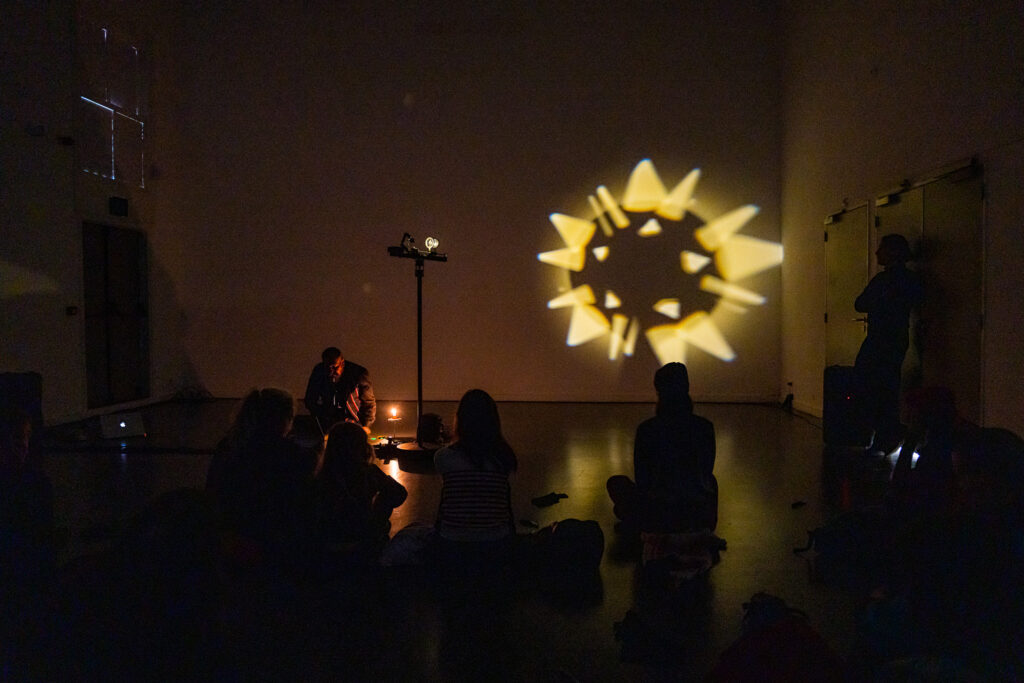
xmin=876 ymin=233 xmax=911 ymax=267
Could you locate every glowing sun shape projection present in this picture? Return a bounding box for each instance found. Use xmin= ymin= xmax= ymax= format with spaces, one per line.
xmin=538 ymin=159 xmax=783 ymax=365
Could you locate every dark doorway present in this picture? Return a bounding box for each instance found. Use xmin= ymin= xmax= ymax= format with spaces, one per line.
xmin=83 ymin=222 xmax=150 ymax=408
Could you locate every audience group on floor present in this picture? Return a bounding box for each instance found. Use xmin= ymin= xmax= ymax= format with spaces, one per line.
xmin=1 ymin=366 xmax=1023 ymax=679
xmin=831 ymin=386 xmax=1024 ymax=680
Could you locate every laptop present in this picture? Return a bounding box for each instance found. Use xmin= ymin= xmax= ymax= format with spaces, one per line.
xmin=99 ymin=412 xmax=147 ymax=439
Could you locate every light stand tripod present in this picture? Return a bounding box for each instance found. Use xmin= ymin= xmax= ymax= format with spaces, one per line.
xmin=387 ymin=233 xmax=447 ymax=446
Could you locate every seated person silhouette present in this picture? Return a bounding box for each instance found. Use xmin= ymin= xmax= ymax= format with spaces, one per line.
xmin=607 ymin=362 xmax=717 ymax=534
xmin=889 ymin=386 xmax=977 ymax=518
xmin=304 ymin=347 xmax=376 ymax=435
xmin=206 ymin=388 xmax=319 ymax=572
xmin=0 ymin=406 xmax=53 ymax=543
xmin=315 ymin=421 xmax=407 ymax=567
xmin=433 ymin=389 xmax=518 ymax=571
xmin=859 ymin=427 xmax=1024 ymax=673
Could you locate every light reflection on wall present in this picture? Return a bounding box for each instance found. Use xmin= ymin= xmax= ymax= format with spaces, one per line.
xmin=0 ymin=260 xmax=60 ymax=298
xmin=539 ymin=160 xmax=783 ymax=367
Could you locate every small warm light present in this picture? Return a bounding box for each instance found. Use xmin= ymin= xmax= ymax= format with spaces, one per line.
xmin=388 ymin=406 xmax=401 ymax=440
xmin=425 ymin=237 xmax=439 ymax=251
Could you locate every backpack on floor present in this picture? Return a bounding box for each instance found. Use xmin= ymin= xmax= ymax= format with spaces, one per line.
xmin=707 ymin=592 xmax=846 ymax=682
xmin=522 ymin=518 xmax=604 ymax=576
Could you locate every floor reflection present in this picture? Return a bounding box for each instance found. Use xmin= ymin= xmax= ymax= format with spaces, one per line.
xmin=38 ymin=399 xmax=867 ymax=680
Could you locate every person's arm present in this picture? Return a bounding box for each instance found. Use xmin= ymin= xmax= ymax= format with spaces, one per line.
xmin=854 ymin=273 xmax=884 ymax=313
xmin=433 ymin=446 xmax=454 ymax=474
xmin=371 ymin=466 xmax=408 ymax=510
xmin=304 ymin=365 xmax=322 ymax=417
xmin=358 ymin=371 xmax=376 ymax=429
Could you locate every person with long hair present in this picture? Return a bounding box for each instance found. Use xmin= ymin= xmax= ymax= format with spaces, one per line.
xmin=315 ymin=421 xmax=407 ymax=567
xmin=433 ymin=389 xmax=517 ymax=567
xmin=607 ymin=362 xmax=717 ymax=534
xmin=206 ymin=388 xmax=318 ymax=572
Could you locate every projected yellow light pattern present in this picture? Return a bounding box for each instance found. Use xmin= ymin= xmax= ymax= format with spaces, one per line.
xmin=538 ymin=159 xmax=783 ymax=365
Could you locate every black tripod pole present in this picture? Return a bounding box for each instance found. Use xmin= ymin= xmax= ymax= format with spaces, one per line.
xmin=387 ymin=235 xmax=446 ymax=448
xmin=415 ymin=257 xmax=424 ymax=431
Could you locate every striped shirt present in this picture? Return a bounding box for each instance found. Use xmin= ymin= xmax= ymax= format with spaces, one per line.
xmin=434 ymin=447 xmax=513 ymax=541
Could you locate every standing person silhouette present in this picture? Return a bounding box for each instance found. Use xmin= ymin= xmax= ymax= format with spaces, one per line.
xmin=854 ymin=234 xmax=923 ymax=454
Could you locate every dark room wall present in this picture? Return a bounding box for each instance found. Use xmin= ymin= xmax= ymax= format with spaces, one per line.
xmin=4 ymin=1 xmax=786 ymax=421
xmin=780 ymin=0 xmax=1024 ymax=435
xmin=153 ymin=1 xmax=785 ymax=404
xmin=2 ymin=0 xmax=192 ymax=422
xmin=3 ymin=0 xmax=89 ymax=423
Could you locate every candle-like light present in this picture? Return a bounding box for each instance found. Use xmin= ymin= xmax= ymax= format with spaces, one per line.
xmin=388 ymin=406 xmax=400 ymax=441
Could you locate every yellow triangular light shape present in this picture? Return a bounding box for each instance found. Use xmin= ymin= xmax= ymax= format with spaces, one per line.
xmin=538 ymin=247 xmax=585 ymax=271
xmin=623 ymin=317 xmax=640 ymax=356
xmin=605 ymin=290 xmax=622 ymax=309
xmin=681 ymin=251 xmax=711 ymax=274
xmin=608 ymin=314 xmax=629 ymax=360
xmin=714 ymin=234 xmax=784 ymax=281
xmin=694 ymin=205 xmax=760 ymax=251
xmin=567 ymin=305 xmax=610 ymax=346
xmin=538 ymin=213 xmax=597 ymax=272
xmin=549 ymin=213 xmax=596 ymax=247
xmin=715 ymin=299 xmax=750 ymax=315
xmin=680 ymin=312 xmax=736 ymax=361
xmin=592 ymin=245 xmax=610 ymax=262
xmin=646 ymin=324 xmax=689 ymax=365
xmin=638 ymin=218 xmax=662 ymax=237
xmin=548 ymin=285 xmax=596 ymax=309
xmin=596 ymin=186 xmax=630 ymax=228
xmin=653 ymin=298 xmax=681 ymax=319
xmin=700 ymin=275 xmax=766 ymax=306
xmin=621 ymin=159 xmax=667 ymax=212
xmin=657 ymin=168 xmax=700 ymax=221
xmin=645 ymin=312 xmax=736 ymax=365
xmin=588 ymin=196 xmax=614 ymax=237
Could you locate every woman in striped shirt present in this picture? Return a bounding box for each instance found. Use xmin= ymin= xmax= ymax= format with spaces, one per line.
xmin=433 ymin=389 xmax=518 ymax=568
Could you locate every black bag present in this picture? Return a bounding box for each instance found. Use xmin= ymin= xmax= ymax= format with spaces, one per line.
xmin=416 ymin=413 xmax=448 ymax=446
xmin=823 ymin=365 xmax=872 ymax=447
xmin=523 ymin=518 xmax=604 ymax=573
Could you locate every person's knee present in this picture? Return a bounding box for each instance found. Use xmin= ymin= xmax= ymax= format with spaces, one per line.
xmin=606 ymin=474 xmax=635 ymax=500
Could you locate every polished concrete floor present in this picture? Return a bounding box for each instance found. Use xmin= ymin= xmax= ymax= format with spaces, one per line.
xmin=38 ymin=399 xmax=880 ymax=680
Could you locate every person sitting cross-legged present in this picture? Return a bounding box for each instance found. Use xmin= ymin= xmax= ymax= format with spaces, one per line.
xmin=607 ymin=362 xmax=718 ymax=535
